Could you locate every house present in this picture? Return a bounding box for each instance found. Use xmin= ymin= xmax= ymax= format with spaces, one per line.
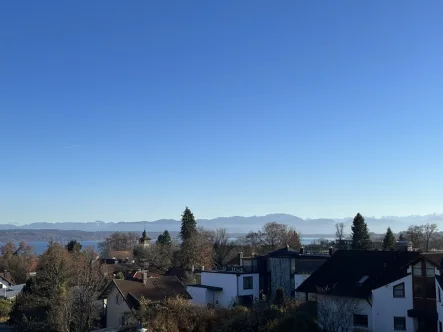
xmin=235 ymin=246 xmax=329 ymax=301
xmin=187 ymin=270 xmax=259 ymax=307
xmin=98 ymin=273 xmax=191 ymax=329
xmin=296 ymin=250 xmax=443 ymax=332
xmin=0 ymin=283 xmax=25 ymax=300
xmin=108 ymin=250 xmax=134 ymax=264
xmin=265 ymin=246 xmax=329 ymax=300
xmin=165 ymin=267 xmax=202 ymax=286
xmin=0 ymin=271 xmax=15 ymax=287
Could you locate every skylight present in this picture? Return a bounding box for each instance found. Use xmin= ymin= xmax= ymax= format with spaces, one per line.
xmin=358 ymin=275 xmax=369 ymax=284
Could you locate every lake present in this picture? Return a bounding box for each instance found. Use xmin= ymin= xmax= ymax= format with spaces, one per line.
xmin=0 ymin=241 xmax=100 ymax=255
xmin=1 ymin=237 xmax=333 ymax=255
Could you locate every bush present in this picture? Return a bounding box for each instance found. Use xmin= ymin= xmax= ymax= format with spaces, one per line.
xmin=0 ymin=298 xmax=12 ymax=322
xmin=137 ymin=297 xmax=317 ymax=332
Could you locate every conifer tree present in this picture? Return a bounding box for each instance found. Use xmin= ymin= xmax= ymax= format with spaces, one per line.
xmin=180 ymin=207 xmax=197 ymax=241
xmin=351 ymin=213 xmax=371 ymax=250
xmin=382 ymin=227 xmax=396 ymax=250
xmin=157 ymin=230 xmax=172 ymax=246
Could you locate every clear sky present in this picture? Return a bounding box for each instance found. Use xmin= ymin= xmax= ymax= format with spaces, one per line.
xmin=1 ymin=1 xmax=442 ymax=224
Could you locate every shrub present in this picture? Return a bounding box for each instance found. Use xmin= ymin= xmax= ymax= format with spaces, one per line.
xmin=137 ymin=297 xmax=317 ymax=332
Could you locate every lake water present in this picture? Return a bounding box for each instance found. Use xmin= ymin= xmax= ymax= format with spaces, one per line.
xmin=1 ymin=237 xmax=333 ymax=255
xmin=0 ymin=241 xmax=99 ymax=255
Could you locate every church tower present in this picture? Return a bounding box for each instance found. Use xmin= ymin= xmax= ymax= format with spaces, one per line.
xmin=139 ymin=229 xmax=151 ymax=248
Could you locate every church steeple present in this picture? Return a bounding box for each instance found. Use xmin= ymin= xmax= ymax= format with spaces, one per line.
xmin=139 ymin=228 xmax=151 ymax=247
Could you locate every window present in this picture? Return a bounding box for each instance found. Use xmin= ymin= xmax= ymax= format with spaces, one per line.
xmin=394 ymin=317 xmax=406 ymax=330
xmin=439 ymin=287 xmax=441 ymax=303
xmin=291 ymin=259 xmax=295 ymax=274
xmin=413 ymin=262 xmax=423 ymax=276
xmin=116 ymin=294 xmax=121 ymax=305
xmin=393 ymin=283 xmax=405 ymax=298
xmin=439 ymin=320 xmax=442 ymax=332
xmin=243 ymin=276 xmax=253 ymax=290
xmin=426 ymin=261 xmax=435 ymax=277
xmin=353 ymin=314 xmax=368 ymax=327
xmin=358 ymin=275 xmax=369 ymax=285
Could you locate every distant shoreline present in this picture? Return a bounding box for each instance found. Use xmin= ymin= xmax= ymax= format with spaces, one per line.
xmin=0 ymin=229 xmax=337 ymax=243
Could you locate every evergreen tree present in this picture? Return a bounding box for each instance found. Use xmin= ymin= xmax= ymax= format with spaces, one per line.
xmin=382 ymin=227 xmax=396 ymax=250
xmin=398 ymin=232 xmax=406 ymax=241
xmin=157 ymin=230 xmax=172 ymax=246
xmin=180 ymin=207 xmax=197 ymax=241
xmin=351 ymin=213 xmax=371 ymax=250
xmin=66 ymin=239 xmax=82 ymax=253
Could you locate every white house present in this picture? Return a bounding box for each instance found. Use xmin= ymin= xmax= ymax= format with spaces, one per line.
xmin=296 ymin=250 xmax=442 ymax=332
xmin=98 ymin=273 xmax=191 ymax=329
xmin=372 ymin=274 xmax=415 ymax=331
xmin=187 ymin=270 xmax=259 ymax=308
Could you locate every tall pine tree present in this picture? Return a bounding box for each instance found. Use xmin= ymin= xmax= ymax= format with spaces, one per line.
xmin=180 ymin=207 xmax=197 ymax=241
xmin=351 ymin=213 xmax=371 ymax=250
xmin=179 ymin=207 xmax=198 ymax=268
xmin=382 ymin=227 xmax=396 ymax=250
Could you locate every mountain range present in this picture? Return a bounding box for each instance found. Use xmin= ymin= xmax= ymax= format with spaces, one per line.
xmin=1 ymin=213 xmax=442 ymax=235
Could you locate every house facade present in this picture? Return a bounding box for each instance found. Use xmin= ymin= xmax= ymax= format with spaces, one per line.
xmin=297 ymin=250 xmax=443 ymax=332
xmin=254 ymin=246 xmax=329 ymax=301
xmin=98 ymin=273 xmax=191 ymax=329
xmin=187 ymin=270 xmax=259 ymax=308
xmin=372 ymin=274 xmax=415 ymax=331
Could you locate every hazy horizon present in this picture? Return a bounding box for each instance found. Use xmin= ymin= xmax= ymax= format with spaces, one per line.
xmin=3 ymin=211 xmax=443 ymax=226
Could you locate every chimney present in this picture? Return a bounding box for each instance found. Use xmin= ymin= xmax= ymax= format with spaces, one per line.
xmin=299 ymin=246 xmax=304 ymax=254
xmin=142 ymin=271 xmax=148 ymax=285
xmin=328 ymin=246 xmax=333 ymax=256
xmin=201 ymin=266 xmax=205 ymax=271
xmin=191 ymin=265 xmax=195 ymax=273
xmin=238 ymin=252 xmax=243 ymax=266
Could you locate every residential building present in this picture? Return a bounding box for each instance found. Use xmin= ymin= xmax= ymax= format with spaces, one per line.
xmin=239 ymin=246 xmax=329 ymax=301
xmin=196 ymin=246 xmax=328 ymax=304
xmin=0 ymin=271 xmax=14 ymax=288
xmin=296 ymin=250 xmax=443 ymax=332
xmin=0 ymin=283 xmax=25 ymax=300
xmin=98 ymin=273 xmax=191 ymax=329
xmin=187 ymin=270 xmax=259 ymax=307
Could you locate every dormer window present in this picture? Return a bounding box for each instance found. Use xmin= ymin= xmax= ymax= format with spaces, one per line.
xmin=393 ymin=283 xmax=405 ymax=298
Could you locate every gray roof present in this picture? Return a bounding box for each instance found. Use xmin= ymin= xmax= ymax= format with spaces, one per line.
xmin=0 ymin=284 xmax=25 ymax=299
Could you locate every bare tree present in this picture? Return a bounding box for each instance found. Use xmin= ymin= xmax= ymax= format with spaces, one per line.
xmin=179 ymin=227 xmax=214 ymax=269
xmin=316 ymin=286 xmax=361 ymax=332
xmin=335 ymin=223 xmax=345 ymax=242
xmin=0 ymin=241 xmax=37 ymax=283
xmin=212 ymin=228 xmax=236 ymax=267
xmin=70 ymin=249 xmax=108 ymax=332
xmin=423 ymin=223 xmax=438 ymax=252
xmin=98 ymin=232 xmax=139 ymax=256
xmin=242 ymin=222 xmax=302 ymax=254
xmin=406 ymin=225 xmax=425 ymax=250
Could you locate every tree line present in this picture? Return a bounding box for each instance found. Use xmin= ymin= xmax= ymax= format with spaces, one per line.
xmin=335 ymin=212 xmax=440 ymax=251
xmin=99 ymin=206 xmax=302 ymax=274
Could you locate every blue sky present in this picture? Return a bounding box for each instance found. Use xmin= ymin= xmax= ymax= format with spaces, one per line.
xmin=1 ymin=1 xmax=442 ymax=224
